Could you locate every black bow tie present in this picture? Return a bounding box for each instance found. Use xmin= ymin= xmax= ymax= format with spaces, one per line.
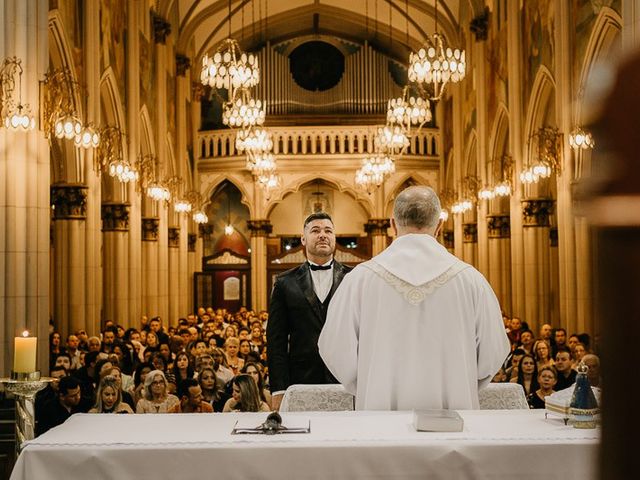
xmin=309 ymin=262 xmax=332 ymax=271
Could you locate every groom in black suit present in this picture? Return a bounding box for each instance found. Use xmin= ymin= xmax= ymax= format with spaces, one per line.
xmin=267 ymin=212 xmax=352 ymax=410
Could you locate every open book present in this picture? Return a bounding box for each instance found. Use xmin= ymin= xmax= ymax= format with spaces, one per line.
xmin=413 ymin=409 xmax=464 ymax=432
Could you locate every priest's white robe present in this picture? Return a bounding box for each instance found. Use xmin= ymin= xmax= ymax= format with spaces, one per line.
xmin=318 ymin=233 xmax=510 ymax=410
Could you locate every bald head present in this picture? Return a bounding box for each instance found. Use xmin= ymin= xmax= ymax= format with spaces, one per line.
xmin=392 ymin=186 xmax=442 ymax=236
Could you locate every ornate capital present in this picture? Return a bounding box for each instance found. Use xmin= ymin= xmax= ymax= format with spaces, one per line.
xmin=101 ymin=203 xmax=130 ymax=232
xmin=142 ymin=217 xmax=159 ymax=241
xmin=188 ymin=233 xmax=197 ymax=252
xmin=152 ymin=12 xmax=171 ymax=44
xmin=364 ymin=218 xmax=391 ymax=235
xmin=168 ymin=227 xmax=180 ymax=248
xmin=198 ymin=224 xmax=213 ymax=238
xmin=51 ymin=184 xmax=88 ymax=220
xmin=176 ymin=54 xmax=191 ymax=76
xmin=247 ymin=219 xmax=273 ymax=237
xmin=522 ymin=199 xmax=555 ymax=227
xmin=463 ymin=223 xmax=478 ymax=243
xmin=470 ymin=6 xmax=490 ymax=41
xmin=443 ymin=230 xmax=454 ymax=250
xmin=192 ymin=82 xmax=206 ymax=101
xmin=487 ymin=215 xmax=511 ymax=239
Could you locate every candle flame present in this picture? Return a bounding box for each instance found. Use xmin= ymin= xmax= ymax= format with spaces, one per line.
xmin=22 ymin=330 xmax=29 ymax=337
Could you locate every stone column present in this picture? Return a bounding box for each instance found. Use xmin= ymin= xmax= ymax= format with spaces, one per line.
xmin=522 ymin=199 xmax=555 ymax=329
xmin=84 ymin=0 xmax=102 ymax=336
xmin=248 ymin=220 xmax=272 ymax=312
xmin=507 ymin=0 xmax=526 ymax=318
xmin=141 ymin=217 xmax=159 ymax=317
xmin=178 ymin=215 xmax=189 ymax=316
xmin=51 ymin=184 xmax=87 ymax=339
xmin=487 ymin=215 xmax=512 ymax=312
xmin=364 ymin=219 xmax=390 ymax=256
xmin=462 ymin=222 xmax=478 ymax=267
xmin=101 ymin=203 xmax=130 ymax=324
xmin=168 ymin=226 xmax=180 ymax=325
xmin=187 ymin=232 xmax=198 ymax=313
xmin=0 ymin=0 xmax=50 ymax=374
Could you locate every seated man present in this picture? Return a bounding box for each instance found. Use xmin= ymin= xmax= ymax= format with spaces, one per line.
xmin=36 ymin=376 xmax=82 ymax=436
xmin=168 ymin=378 xmax=213 ymax=413
xmin=554 ymin=348 xmax=577 ymax=391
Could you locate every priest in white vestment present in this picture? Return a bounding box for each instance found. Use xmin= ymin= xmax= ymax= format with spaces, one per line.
xmin=319 ymin=186 xmax=510 ymax=410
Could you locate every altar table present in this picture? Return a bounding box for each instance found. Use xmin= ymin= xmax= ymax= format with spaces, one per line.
xmin=10 ymin=409 xmax=598 ymax=480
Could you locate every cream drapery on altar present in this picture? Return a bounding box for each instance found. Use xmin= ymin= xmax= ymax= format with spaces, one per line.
xmin=319 ymin=234 xmax=510 ymax=411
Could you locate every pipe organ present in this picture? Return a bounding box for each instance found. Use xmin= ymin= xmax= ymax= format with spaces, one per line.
xmin=254 ymin=40 xmax=404 ymax=116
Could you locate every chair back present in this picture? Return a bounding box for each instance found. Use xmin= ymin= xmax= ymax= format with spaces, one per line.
xmin=279 ymin=384 xmax=355 ymax=412
xmin=478 ymin=383 xmax=529 ymax=409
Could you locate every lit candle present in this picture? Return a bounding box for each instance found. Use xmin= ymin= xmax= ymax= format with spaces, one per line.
xmin=14 ymin=331 xmax=37 ymax=373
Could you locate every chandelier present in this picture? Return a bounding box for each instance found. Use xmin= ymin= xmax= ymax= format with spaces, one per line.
xmin=200 ymin=38 xmax=259 ymax=93
xmin=54 ymin=113 xmax=83 ymax=139
xmin=174 ymin=199 xmax=192 ymax=213
xmin=109 ymin=160 xmax=138 ymax=183
xmin=387 ymin=92 xmax=432 ymax=133
xmin=247 ymin=152 xmax=276 ymax=177
xmin=407 ymin=0 xmax=466 ymax=101
xmin=222 ymin=88 xmax=265 ymax=128
xmin=0 ymin=57 xmax=36 ymax=131
xmin=236 ymin=127 xmax=273 ymax=155
xmin=478 ymin=186 xmax=495 ymax=200
xmin=147 ymin=182 xmax=171 ymax=202
xmin=192 ymin=209 xmax=209 ymax=224
xmin=520 ymin=127 xmax=561 ymax=185
xmin=355 ymin=155 xmax=395 ymax=193
xmin=375 ymin=125 xmax=409 ymax=154
xmin=569 ymin=126 xmax=594 ymax=150
xmin=74 ymin=124 xmax=101 ymax=149
xmin=451 ymin=199 xmax=473 ymax=214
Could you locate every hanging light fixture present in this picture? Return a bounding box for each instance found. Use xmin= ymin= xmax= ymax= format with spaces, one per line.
xmin=520 ymin=127 xmax=561 ymax=185
xmin=147 ymin=182 xmax=171 ymax=202
xmin=246 ymin=152 xmax=276 ymax=177
xmin=222 ymin=88 xmax=265 ymax=128
xmin=54 ymin=113 xmax=83 ymax=139
xmin=200 ymin=0 xmax=260 ymax=96
xmin=355 ymin=155 xmax=395 ymax=194
xmin=374 ymin=125 xmax=409 ymax=154
xmin=236 ymin=127 xmax=273 ymax=154
xmin=192 ymin=209 xmax=209 ymax=224
xmin=109 ymin=160 xmax=138 ymax=183
xmin=0 ymin=57 xmax=36 ymax=131
xmin=407 ymin=0 xmax=466 ymax=100
xmin=569 ymin=126 xmax=594 ymax=150
xmin=386 ymin=89 xmax=432 ymax=134
xmin=478 ymin=186 xmax=495 ymax=201
xmin=74 ymin=124 xmax=101 ymax=149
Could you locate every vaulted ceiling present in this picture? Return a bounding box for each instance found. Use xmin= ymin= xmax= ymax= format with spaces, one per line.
xmin=163 ymin=1 xmax=485 ymax=64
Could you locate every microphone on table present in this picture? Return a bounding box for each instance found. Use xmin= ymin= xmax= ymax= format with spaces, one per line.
xmin=261 ymin=411 xmax=283 ymax=435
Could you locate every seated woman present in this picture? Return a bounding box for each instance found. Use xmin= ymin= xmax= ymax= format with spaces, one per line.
xmin=211 ymin=347 xmax=235 ymax=384
xmin=222 ymin=374 xmax=270 ymax=412
xmin=89 ymin=376 xmax=133 ymax=414
xmin=171 ymin=351 xmax=195 ymax=390
xmin=131 ymin=362 xmax=154 ymax=405
xmin=533 ymin=340 xmax=554 ymax=370
xmin=136 ymin=370 xmax=179 ymax=413
xmin=224 ymin=337 xmax=245 ymax=375
xmin=527 ymin=366 xmax=558 ymax=409
xmin=510 ymin=353 xmax=539 ymax=396
xmin=241 ymin=362 xmax=272 ymax=408
xmin=573 ymin=342 xmax=588 ymax=366
xmin=198 ymin=366 xmax=227 ymax=412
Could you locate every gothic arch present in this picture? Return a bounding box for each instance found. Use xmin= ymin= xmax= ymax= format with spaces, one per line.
xmin=48 ymin=12 xmax=84 ymax=183
xmin=576 ymin=7 xmax=622 ymax=122
xmin=139 ymin=105 xmax=156 ymax=156
xmin=384 ymin=172 xmax=434 ymax=217
xmin=201 ymin=174 xmax=253 ymax=217
xmin=523 ymin=66 xmax=556 ymax=159
xmin=265 ymin=174 xmax=373 ymax=218
xmin=488 ymin=105 xmax=510 ymax=184
xmin=463 ymin=131 xmax=478 ymax=176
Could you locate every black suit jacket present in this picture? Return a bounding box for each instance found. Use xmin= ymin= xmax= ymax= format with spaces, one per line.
xmin=267 ymin=260 xmax=352 ymax=393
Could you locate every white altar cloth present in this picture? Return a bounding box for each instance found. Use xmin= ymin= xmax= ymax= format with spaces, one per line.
xmin=11 ymin=410 xmax=598 ymax=480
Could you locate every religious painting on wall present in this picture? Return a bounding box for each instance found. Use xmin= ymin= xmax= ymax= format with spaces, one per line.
xmin=100 ymin=0 xmax=127 ymax=104
xmin=571 ymin=0 xmax=621 ymax=91
xmin=521 ymin=0 xmax=555 ymax=110
xmin=139 ymin=30 xmax=156 ymax=127
xmin=302 ymin=186 xmax=334 ymax=218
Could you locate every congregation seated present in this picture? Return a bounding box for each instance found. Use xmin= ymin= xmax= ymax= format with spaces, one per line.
xmin=36 ymin=376 xmax=82 ymax=436
xmin=554 ymin=348 xmax=577 ymax=391
xmin=168 ymin=378 xmax=213 ymax=413
xmin=527 ymin=366 xmax=557 ymax=409
xmin=510 ymin=354 xmax=539 ymax=397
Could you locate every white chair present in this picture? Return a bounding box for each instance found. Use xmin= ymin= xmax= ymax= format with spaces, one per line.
xmin=279 ymin=384 xmax=355 ymax=412
xmin=478 ymin=383 xmax=529 ymax=410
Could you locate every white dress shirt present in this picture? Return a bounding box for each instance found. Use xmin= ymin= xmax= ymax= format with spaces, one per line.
xmin=308 ymin=259 xmax=334 ymax=303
